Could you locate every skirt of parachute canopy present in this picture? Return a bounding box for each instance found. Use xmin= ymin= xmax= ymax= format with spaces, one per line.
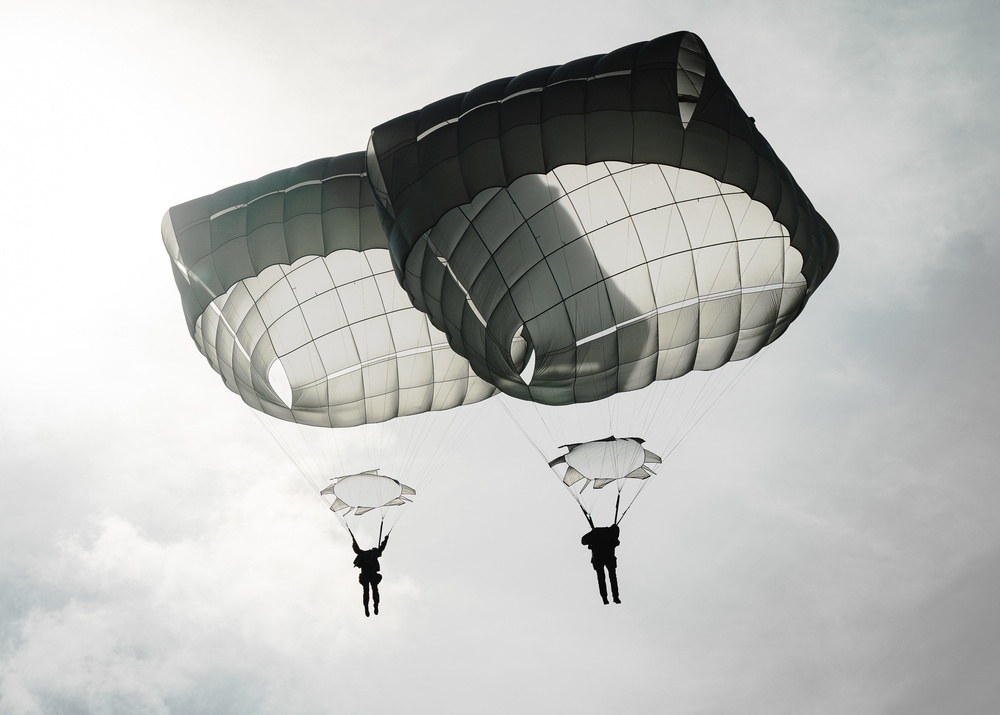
xmin=191 ymin=248 xmax=496 ymax=428
xmin=405 ymin=161 xmax=807 ymax=406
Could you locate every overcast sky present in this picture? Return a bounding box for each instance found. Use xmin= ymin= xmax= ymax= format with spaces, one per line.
xmin=2 ymin=1 xmax=999 ymax=713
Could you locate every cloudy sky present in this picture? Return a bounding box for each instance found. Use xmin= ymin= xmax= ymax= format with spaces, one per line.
xmin=2 ymin=0 xmax=999 ymax=712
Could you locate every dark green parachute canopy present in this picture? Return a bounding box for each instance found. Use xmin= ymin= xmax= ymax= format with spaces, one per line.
xmin=162 ymin=152 xmax=497 ymax=428
xmin=366 ymin=31 xmax=839 ymax=406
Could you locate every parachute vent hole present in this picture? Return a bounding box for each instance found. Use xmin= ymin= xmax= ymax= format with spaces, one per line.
xmin=267 ymin=360 xmax=293 ymax=408
xmin=511 ymin=325 xmax=535 ymax=385
xmin=677 ymin=33 xmax=707 ymax=128
xmin=520 ymin=350 xmax=536 ymax=385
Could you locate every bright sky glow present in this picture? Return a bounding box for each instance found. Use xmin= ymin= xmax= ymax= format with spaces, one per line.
xmin=2 ymin=1 xmax=999 ymax=713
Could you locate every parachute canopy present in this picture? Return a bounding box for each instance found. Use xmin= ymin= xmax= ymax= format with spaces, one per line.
xmin=367 ymin=31 xmax=838 ymax=407
xmin=162 ymin=152 xmax=497 ymax=428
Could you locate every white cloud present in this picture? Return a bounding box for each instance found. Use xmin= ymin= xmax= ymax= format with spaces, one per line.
xmin=0 ymin=480 xmax=420 ymax=715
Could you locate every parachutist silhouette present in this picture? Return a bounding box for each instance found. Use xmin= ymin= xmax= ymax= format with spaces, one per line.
xmin=352 ymin=534 xmax=388 ymax=617
xmin=581 ymin=524 xmax=620 ymax=605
